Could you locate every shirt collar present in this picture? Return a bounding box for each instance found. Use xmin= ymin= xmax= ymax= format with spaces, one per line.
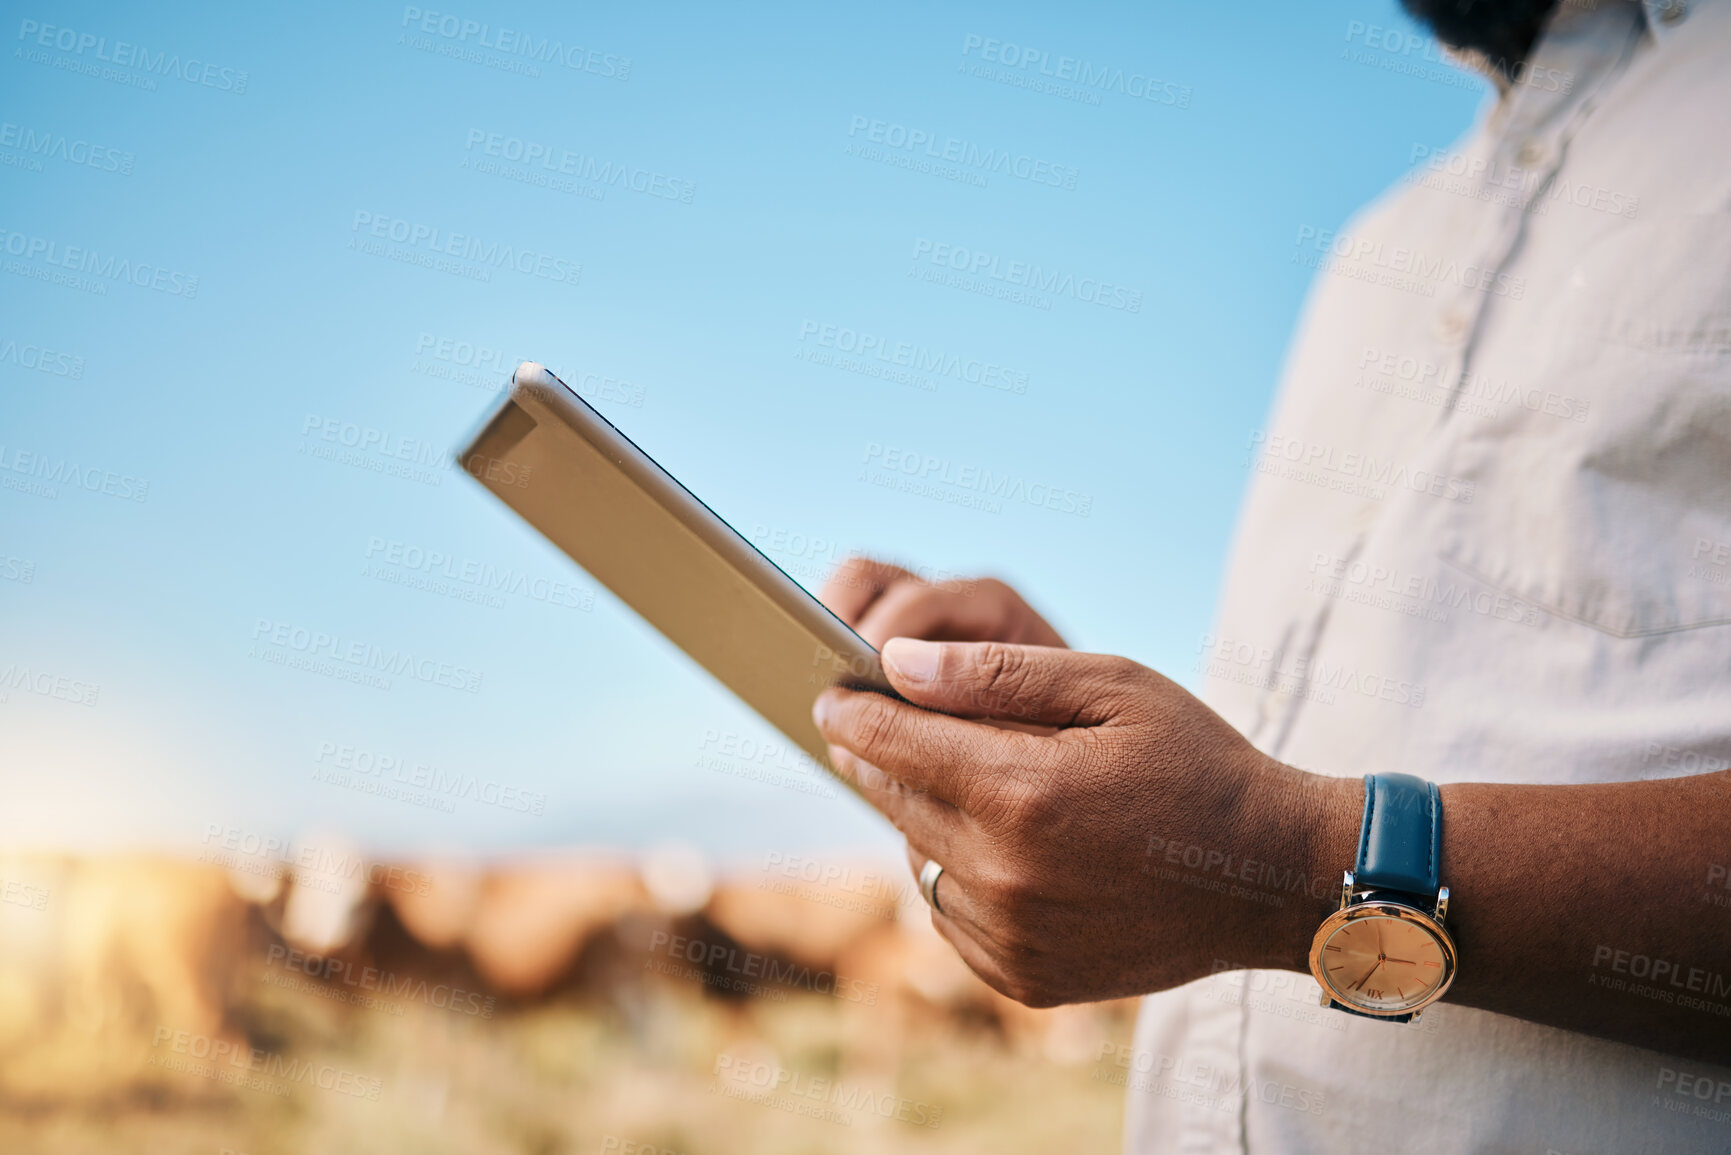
xmin=1641 ymin=0 xmax=1692 ymax=43
xmin=1446 ymin=0 xmax=1693 ymax=95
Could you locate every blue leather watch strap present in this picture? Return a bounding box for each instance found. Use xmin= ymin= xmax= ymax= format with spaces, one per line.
xmin=1354 ymin=773 xmax=1441 ymax=897
xmin=1325 ymin=774 xmax=1443 ymax=1023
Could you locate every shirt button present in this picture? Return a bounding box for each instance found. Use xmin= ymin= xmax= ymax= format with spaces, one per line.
xmin=1515 ymin=139 xmax=1546 ymax=167
xmin=1658 ymin=0 xmax=1687 ymax=24
xmin=1434 ymin=308 xmax=1470 ymax=345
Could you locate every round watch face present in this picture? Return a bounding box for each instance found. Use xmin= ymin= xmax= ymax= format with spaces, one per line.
xmin=1312 ymin=902 xmax=1455 ymax=1015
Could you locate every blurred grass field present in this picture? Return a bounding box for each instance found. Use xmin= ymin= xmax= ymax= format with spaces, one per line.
xmin=0 ymin=853 xmax=1134 ymax=1154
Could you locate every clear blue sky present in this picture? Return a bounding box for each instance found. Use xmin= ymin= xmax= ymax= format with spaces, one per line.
xmin=0 ymin=1 xmax=1484 ymax=862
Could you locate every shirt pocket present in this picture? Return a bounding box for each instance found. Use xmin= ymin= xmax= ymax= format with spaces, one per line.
xmin=1437 ymin=215 xmax=1731 ymax=638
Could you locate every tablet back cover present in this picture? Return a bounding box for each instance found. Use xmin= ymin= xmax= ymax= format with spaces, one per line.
xmin=456 ymin=362 xmax=892 ymax=783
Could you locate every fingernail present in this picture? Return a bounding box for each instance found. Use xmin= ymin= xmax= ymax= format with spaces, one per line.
xmin=883 ymin=637 xmax=940 ymax=683
xmin=811 ymin=692 xmax=833 ymax=731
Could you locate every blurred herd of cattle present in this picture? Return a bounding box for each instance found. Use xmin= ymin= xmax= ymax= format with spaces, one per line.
xmin=0 ymin=845 xmax=1128 ymax=1105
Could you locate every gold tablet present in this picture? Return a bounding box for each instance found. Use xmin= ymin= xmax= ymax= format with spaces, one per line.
xmin=456 ymin=361 xmax=894 ymax=784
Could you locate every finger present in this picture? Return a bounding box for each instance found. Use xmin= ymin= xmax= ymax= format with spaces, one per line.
xmin=825 ymin=744 xmax=968 ymax=861
xmin=927 ymin=909 xmax=1028 ymax=1005
xmin=900 ymin=848 xmax=1037 ymax=969
xmin=881 ymin=638 xmax=1145 ymax=728
xmin=901 ymin=842 xmax=987 ymax=930
xmin=855 ymin=580 xmax=992 ymax=649
xmin=814 ymin=686 xmax=1048 ymax=809
xmin=818 ymin=556 xmax=913 ymax=627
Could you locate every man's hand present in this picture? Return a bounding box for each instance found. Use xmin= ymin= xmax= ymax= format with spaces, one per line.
xmin=812 ymin=562 xmax=1731 ymax=1062
xmin=818 ymin=557 xmax=1067 ymax=650
xmin=814 ymin=637 xmax=1731 ymax=1066
xmin=813 ymin=637 xmax=1359 ymax=1007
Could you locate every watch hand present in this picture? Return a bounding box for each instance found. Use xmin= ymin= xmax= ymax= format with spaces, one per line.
xmin=1384 ymin=957 xmax=1417 ymax=965
xmin=1349 ymin=958 xmax=1384 ymax=992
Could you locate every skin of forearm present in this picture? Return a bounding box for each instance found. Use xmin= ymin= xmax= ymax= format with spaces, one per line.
xmin=1261 ymin=768 xmax=1731 ymax=1064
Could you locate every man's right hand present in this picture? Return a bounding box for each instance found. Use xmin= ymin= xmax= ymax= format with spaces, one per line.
xmin=818 ymin=556 xmax=1066 ymax=650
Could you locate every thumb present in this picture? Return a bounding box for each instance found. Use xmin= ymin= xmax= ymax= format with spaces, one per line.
xmin=879 ymin=638 xmax=1141 ymax=728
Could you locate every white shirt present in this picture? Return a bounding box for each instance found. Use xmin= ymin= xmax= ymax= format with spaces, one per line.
xmin=1126 ymin=1 xmax=1731 ymax=1150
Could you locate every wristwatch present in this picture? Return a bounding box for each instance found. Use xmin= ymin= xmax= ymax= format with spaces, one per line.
xmin=1308 ymin=773 xmax=1457 ymax=1022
